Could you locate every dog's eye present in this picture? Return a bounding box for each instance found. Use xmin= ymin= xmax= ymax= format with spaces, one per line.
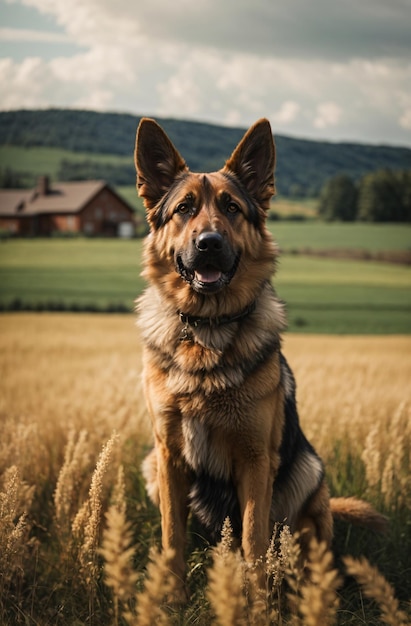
xmin=227 ymin=202 xmax=240 ymax=214
xmin=175 ymin=203 xmax=190 ymax=215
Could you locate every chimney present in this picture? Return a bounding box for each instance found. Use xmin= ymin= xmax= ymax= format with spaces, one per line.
xmin=37 ymin=175 xmax=50 ymax=196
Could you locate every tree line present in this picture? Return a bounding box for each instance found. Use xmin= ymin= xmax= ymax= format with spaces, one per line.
xmin=318 ymin=169 xmax=411 ymax=222
xmin=58 ymin=159 xmax=135 ymax=185
xmin=2 ymin=109 xmax=411 ymax=198
xmin=2 ymin=163 xmax=411 ymax=223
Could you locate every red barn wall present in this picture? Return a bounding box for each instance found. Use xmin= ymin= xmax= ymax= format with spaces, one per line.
xmin=80 ymin=188 xmax=134 ymax=236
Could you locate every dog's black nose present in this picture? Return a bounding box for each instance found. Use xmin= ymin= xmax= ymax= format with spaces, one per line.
xmin=196 ymin=231 xmax=223 ymax=252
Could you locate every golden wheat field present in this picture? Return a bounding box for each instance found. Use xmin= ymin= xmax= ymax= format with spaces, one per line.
xmin=1 ymin=313 xmax=410 ymax=625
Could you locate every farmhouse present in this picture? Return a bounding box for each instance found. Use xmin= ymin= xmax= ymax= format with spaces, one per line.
xmin=0 ymin=176 xmax=136 ymax=237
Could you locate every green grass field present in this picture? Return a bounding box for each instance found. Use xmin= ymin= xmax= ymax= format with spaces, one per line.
xmin=268 ymin=220 xmax=411 ymax=252
xmin=0 ymin=145 xmax=133 ymax=178
xmin=1 ymin=236 xmax=410 ymax=333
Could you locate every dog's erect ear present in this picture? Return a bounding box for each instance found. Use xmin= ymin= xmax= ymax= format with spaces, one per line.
xmin=223 ymin=118 xmax=275 ymax=208
xmin=135 ymin=118 xmax=188 ymax=210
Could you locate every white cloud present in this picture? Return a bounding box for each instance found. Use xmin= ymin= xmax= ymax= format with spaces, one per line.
xmin=1 ymin=0 xmax=410 ymax=146
xmin=272 ymin=101 xmax=301 ymax=125
xmin=0 ymin=26 xmax=72 ymax=43
xmin=400 ymin=109 xmax=411 ymax=131
xmin=50 ymin=46 xmax=134 ymax=86
xmin=0 ymin=57 xmax=52 ymax=108
xmin=157 ymin=67 xmax=203 ymax=118
xmin=314 ymin=102 xmax=342 ymax=129
xmin=74 ymin=88 xmax=113 ymax=111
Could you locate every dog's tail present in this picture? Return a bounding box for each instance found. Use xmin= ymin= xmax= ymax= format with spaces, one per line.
xmin=330 ymin=497 xmax=388 ymax=533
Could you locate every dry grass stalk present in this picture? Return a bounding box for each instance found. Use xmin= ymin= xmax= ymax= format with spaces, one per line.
xmin=54 ymin=428 xmax=89 ymax=530
xmin=72 ymin=499 xmax=90 ymax=540
xmin=254 ymin=524 xmax=297 ymax=624
xmin=361 ymin=402 xmax=411 ymax=511
xmin=111 ymin=463 xmax=127 ymax=517
xmin=208 ymin=521 xmax=306 ymax=626
xmin=0 ymin=420 xmax=47 ymax=484
xmin=219 ymin=516 xmax=235 ymax=555
xmin=270 ymin=524 xmax=299 ymax=590
xmin=72 ymin=433 xmax=119 ymax=586
xmin=344 ymin=556 xmax=410 ymax=626
xmin=283 ymin=531 xmax=304 ymax=623
xmin=265 ymin=523 xmax=282 ymax=587
xmin=361 ymin=423 xmax=381 ymax=490
xmin=295 ymin=539 xmax=341 ymax=626
xmin=100 ymin=501 xmax=138 ymax=625
xmin=381 ymin=455 xmax=395 ymax=509
xmin=244 ymin=559 xmax=272 ymax=626
xmin=134 ymin=547 xmax=177 ymax=626
xmin=0 ymin=466 xmax=35 ymax=586
xmin=208 ymin=548 xmax=248 ymax=626
xmin=207 ymin=518 xmax=247 ymax=626
xmin=381 ymin=402 xmax=409 ymax=510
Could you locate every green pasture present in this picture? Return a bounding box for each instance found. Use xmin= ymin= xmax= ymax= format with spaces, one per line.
xmin=0 ymin=145 xmax=133 ymax=178
xmin=268 ymin=220 xmax=411 ymax=252
xmin=275 ymin=255 xmax=410 ymax=333
xmin=117 ymin=185 xmax=143 ymax=211
xmin=0 ymin=239 xmax=142 ymax=312
xmin=1 ymin=237 xmax=410 ymax=333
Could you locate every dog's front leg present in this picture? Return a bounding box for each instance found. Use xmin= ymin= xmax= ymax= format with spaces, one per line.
xmin=156 ymin=440 xmax=190 ymax=601
xmin=237 ymin=455 xmax=273 ymax=568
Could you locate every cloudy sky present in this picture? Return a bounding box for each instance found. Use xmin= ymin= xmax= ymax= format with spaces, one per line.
xmin=1 ymin=0 xmax=411 ymax=146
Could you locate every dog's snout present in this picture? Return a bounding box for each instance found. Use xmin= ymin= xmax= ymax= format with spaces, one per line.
xmin=196 ymin=231 xmax=223 ymax=253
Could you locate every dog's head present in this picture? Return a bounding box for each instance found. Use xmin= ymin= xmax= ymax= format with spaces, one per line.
xmin=135 ymin=118 xmax=278 ymax=313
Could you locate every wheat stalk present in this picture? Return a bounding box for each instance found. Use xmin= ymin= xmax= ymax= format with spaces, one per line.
xmin=344 ymin=555 xmax=410 ymax=626
xmin=100 ymin=500 xmax=138 ymax=625
xmin=71 ymin=433 xmax=118 ymax=589
xmin=295 ymin=538 xmax=341 ymax=626
xmin=0 ymin=466 xmax=35 ymax=572
xmin=111 ymin=463 xmax=127 ymax=517
xmin=134 ymin=547 xmax=177 ymax=626
xmin=361 ymin=423 xmax=382 ymax=490
xmin=207 ymin=518 xmax=247 ymax=626
xmin=54 ymin=428 xmax=89 ymax=529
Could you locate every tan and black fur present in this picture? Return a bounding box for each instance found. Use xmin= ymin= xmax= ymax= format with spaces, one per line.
xmin=135 ymin=118 xmax=386 ymax=599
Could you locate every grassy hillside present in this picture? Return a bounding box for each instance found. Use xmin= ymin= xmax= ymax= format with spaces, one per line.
xmin=0 ymin=145 xmax=133 ymax=177
xmin=1 ymin=233 xmax=410 ymax=333
xmin=1 ymin=108 xmax=411 ymax=196
xmin=1 ymin=314 xmax=410 ymax=624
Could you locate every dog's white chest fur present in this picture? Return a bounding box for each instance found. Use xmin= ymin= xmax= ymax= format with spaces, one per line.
xmin=182 ymin=417 xmax=231 ymax=480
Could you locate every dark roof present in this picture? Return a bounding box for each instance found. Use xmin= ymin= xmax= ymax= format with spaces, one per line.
xmin=0 ymin=180 xmax=133 ymax=217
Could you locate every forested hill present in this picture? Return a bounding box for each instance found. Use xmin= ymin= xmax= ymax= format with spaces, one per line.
xmin=1 ymin=108 xmax=411 ymax=196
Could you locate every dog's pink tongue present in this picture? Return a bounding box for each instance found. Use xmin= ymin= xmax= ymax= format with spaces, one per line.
xmin=195 ymin=269 xmax=222 ymax=283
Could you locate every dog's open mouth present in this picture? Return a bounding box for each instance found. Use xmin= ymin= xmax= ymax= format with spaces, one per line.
xmin=177 ymin=255 xmax=240 ymax=293
xmin=195 ymin=267 xmax=222 ymax=284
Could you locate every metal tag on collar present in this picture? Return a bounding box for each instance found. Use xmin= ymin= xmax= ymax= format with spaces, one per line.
xmin=179 ymin=313 xmax=192 ymax=341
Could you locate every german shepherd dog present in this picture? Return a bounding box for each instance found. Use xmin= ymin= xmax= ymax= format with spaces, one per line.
xmin=135 ymin=118 xmax=386 ymax=599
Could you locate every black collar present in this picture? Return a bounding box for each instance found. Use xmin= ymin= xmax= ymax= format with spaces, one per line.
xmin=179 ymin=300 xmax=256 ymax=332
